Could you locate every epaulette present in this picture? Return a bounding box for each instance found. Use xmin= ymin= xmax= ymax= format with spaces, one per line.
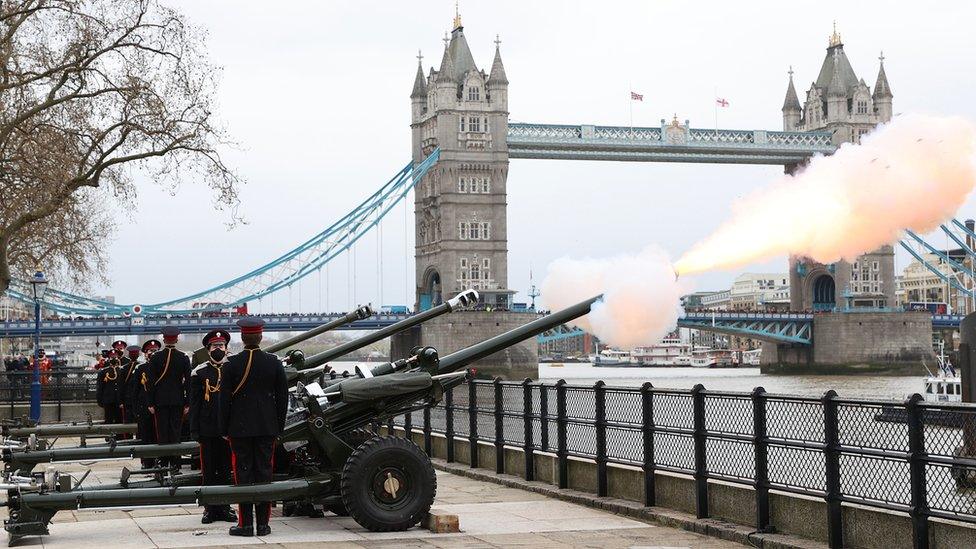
xmin=191 ymin=363 xmax=209 ymax=377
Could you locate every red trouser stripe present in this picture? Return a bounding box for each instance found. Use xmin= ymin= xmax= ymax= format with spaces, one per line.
xmin=229 ymin=438 xmax=243 ymax=527
xmin=198 ymin=442 xmax=205 ymax=486
xmin=266 ymin=440 xmax=277 ymax=524
xmin=152 ymin=413 xmax=159 ymax=441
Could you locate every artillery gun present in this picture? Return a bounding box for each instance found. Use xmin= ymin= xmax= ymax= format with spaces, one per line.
xmin=1 ymin=291 xmax=479 ymax=477
xmin=1 ymin=294 xmax=601 ymax=544
xmin=0 ymin=305 xmax=377 ymax=448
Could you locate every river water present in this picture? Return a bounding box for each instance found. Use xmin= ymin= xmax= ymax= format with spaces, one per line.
xmin=537 ymin=364 xmax=923 ymax=400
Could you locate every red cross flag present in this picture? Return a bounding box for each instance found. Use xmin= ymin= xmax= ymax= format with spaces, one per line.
xmin=630 ymin=91 xmax=643 ymax=101
xmin=716 ymin=97 xmax=730 ymax=107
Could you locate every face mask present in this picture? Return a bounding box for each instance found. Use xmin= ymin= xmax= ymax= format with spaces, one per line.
xmin=209 ymin=349 xmax=226 ymax=362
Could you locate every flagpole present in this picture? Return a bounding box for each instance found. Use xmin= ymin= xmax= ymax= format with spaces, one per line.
xmin=714 ymin=86 xmax=718 ymax=136
xmin=629 ymin=83 xmax=634 ymax=139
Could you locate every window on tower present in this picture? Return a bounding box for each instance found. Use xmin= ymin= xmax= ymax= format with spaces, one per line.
xmin=467 ymin=86 xmax=480 ymax=101
xmin=457 ymin=177 xmax=467 ymax=193
xmin=459 ymin=117 xmax=466 ymax=132
xmin=469 ymin=117 xmax=481 ymax=132
xmin=458 ymin=222 xmax=468 ymax=240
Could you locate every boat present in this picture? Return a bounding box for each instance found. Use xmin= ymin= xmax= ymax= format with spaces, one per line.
xmin=742 ymin=349 xmax=762 ymax=366
xmin=875 ymin=345 xmax=966 ymax=427
xmin=591 ymin=349 xmax=645 ymax=367
xmin=690 ymin=348 xmax=740 ymax=368
xmin=690 ymin=349 xmax=717 ymax=368
xmin=632 ymin=337 xmax=692 ymax=367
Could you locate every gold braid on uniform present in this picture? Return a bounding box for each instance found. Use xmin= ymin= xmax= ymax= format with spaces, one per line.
xmin=154 ymin=349 xmax=173 ymax=385
xmin=104 ymin=367 xmax=118 ymax=381
xmin=204 ymin=363 xmax=222 ymax=402
xmin=140 ymin=371 xmax=148 ymax=388
xmin=232 ymin=350 xmax=255 ymax=396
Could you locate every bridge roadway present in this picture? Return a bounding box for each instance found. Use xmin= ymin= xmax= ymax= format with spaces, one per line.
xmin=0 ymin=312 xmax=412 ymax=338
xmin=507 ymin=122 xmax=836 ymax=164
xmin=2 ymin=310 xmax=964 ymax=341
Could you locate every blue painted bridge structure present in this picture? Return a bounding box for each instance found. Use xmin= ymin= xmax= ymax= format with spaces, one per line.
xmin=537 ymin=310 xmax=966 ymax=347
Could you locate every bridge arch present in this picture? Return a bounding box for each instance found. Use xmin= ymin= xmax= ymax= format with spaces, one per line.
xmin=811 ymin=274 xmax=836 ymax=311
xmin=419 ymin=267 xmax=442 ymax=311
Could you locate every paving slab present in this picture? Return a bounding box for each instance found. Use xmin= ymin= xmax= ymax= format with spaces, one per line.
xmin=0 ymin=438 xmax=744 ymax=548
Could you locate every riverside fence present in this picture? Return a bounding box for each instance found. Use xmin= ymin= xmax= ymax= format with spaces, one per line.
xmin=392 ymin=379 xmax=976 ymax=549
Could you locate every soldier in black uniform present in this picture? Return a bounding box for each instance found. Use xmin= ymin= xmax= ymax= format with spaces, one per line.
xmin=95 ymin=350 xmax=124 ymax=424
xmin=119 ymin=345 xmax=142 ymax=437
xmin=219 ymin=318 xmax=288 ymax=537
xmin=112 ymin=340 xmax=130 ymax=368
xmin=131 ymin=340 xmax=161 ymax=468
xmin=147 ymin=327 xmax=191 ymax=470
xmin=190 ymin=329 xmax=237 ymax=524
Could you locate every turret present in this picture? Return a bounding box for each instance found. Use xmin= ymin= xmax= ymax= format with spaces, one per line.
xmin=435 ymin=39 xmax=457 ymax=108
xmin=873 ymin=52 xmax=893 ymax=122
xmin=826 ymin=50 xmax=847 ymax=123
xmin=782 ymin=67 xmax=801 ymax=131
xmin=486 ymin=36 xmax=508 ymax=110
xmin=411 ymin=51 xmax=428 ymax=123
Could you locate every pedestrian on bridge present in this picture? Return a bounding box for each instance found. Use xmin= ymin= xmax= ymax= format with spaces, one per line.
xmin=147 ymin=327 xmax=191 ymax=472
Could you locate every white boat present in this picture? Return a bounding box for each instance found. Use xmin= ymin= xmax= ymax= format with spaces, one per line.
xmin=922 ymin=346 xmax=961 ymax=403
xmin=632 ymin=337 xmax=692 ymax=367
xmin=690 ymin=349 xmax=717 ymax=368
xmin=591 ymin=349 xmax=644 ymax=367
xmin=690 ymin=349 xmax=739 ymax=368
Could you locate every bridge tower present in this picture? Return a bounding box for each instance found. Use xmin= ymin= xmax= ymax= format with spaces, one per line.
xmin=783 ymin=26 xmax=895 ymax=311
xmin=411 ymin=16 xmax=512 ymax=312
xmin=401 ymin=14 xmax=537 ymax=380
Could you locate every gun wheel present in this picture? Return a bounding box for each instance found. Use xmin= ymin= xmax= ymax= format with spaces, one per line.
xmin=340 ymin=435 xmax=435 ymax=531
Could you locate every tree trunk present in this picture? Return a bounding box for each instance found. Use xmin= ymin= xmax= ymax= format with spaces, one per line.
xmin=0 ymin=231 xmax=11 ymax=294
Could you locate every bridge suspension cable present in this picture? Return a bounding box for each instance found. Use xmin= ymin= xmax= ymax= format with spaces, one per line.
xmin=7 ymin=149 xmax=440 ymax=317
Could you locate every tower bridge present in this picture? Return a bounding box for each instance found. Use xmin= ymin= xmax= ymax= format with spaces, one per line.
xmin=2 ymin=17 xmax=956 ymax=377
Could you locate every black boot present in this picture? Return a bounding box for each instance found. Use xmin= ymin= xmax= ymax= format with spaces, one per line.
xmin=201 ymin=508 xmax=215 ymax=524
xmin=256 ymin=524 xmax=271 ymax=536
xmin=228 ymin=525 xmax=253 ymax=537
xmin=222 ymin=506 xmax=238 ymax=523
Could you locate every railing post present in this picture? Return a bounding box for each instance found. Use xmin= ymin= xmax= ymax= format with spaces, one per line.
xmin=641 ymin=382 xmax=656 ymax=506
xmin=522 ymin=378 xmax=535 ymax=481
xmin=691 ymin=383 xmax=709 ymax=518
xmin=493 ymin=377 xmax=505 ymax=474
xmin=422 ymin=405 xmax=432 ymax=456
xmin=907 ymin=394 xmax=929 ymax=549
xmin=822 ymin=389 xmax=843 ymax=549
xmin=752 ymin=387 xmax=770 ymax=532
xmin=594 ymin=380 xmax=608 ymax=497
xmin=539 ymin=384 xmax=550 ymax=452
xmin=445 ymin=385 xmax=455 ymax=463
xmin=468 ymin=379 xmax=479 ymax=468
xmin=556 ymin=379 xmax=568 ymax=489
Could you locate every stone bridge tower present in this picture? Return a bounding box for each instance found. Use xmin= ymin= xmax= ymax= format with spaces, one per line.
xmin=411 ymin=16 xmax=512 ymax=312
xmin=782 ymin=26 xmax=895 ymax=311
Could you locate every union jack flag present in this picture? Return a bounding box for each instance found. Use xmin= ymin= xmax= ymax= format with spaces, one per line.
xmin=716 ymin=97 xmax=730 ymax=107
xmin=630 ymin=91 xmax=643 ymax=101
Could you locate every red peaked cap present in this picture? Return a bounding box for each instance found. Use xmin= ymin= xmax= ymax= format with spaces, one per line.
xmin=142 ymin=340 xmax=161 ymax=353
xmin=161 ymin=326 xmax=180 ymax=344
xmin=112 ymin=340 xmax=127 ymax=349
xmin=126 ymin=345 xmax=141 ymax=357
xmin=237 ymin=317 xmax=265 ymax=335
xmin=202 ymin=329 xmax=230 ymax=346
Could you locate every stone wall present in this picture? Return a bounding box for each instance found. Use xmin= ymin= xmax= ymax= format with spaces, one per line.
xmin=412 ymin=310 xmax=539 ymax=380
xmin=762 ymin=311 xmax=936 ymax=374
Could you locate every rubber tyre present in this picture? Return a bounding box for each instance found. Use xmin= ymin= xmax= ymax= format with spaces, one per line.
xmin=340 ymin=435 xmax=436 ymax=532
xmin=340 ymin=428 xmax=373 ymax=450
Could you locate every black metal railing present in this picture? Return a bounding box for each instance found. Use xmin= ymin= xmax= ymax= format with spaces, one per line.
xmin=0 ymin=370 xmax=99 ymax=420
xmin=397 ymin=379 xmax=976 ymax=549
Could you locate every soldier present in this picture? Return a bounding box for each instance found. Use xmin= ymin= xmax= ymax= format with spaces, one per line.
xmin=119 ymin=345 xmax=142 ymax=439
xmin=132 ymin=340 xmax=161 ymax=468
xmin=189 ymin=329 xmax=237 ymax=524
xmin=219 ymin=318 xmax=288 ymax=537
xmin=147 ymin=327 xmax=191 ymax=471
xmin=112 ymin=340 xmax=130 ymax=368
xmin=95 ymin=350 xmax=123 ymax=425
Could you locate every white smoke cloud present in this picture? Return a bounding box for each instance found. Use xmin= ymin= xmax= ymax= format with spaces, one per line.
xmin=541 ymin=246 xmax=686 ymax=349
xmin=674 ymin=114 xmax=976 ymax=275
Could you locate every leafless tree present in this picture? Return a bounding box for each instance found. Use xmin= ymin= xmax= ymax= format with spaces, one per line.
xmin=0 ymin=0 xmax=241 ymax=294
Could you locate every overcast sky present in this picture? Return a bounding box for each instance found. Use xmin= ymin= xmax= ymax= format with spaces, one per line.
xmin=91 ymin=0 xmax=976 ymax=313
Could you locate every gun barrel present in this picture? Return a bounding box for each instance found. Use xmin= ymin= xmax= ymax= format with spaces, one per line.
xmin=3 ymin=423 xmax=137 ymax=439
xmin=436 ymin=295 xmax=601 ymax=375
xmin=266 ymin=305 xmax=374 ymax=354
xmin=300 ymin=290 xmax=479 ymax=371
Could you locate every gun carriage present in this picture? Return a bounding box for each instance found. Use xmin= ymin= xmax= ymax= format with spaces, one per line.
xmin=1 ymin=293 xmax=600 ymax=544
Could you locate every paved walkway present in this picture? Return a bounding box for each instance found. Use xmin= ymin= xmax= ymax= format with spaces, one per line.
xmin=2 ymin=444 xmax=743 ymax=548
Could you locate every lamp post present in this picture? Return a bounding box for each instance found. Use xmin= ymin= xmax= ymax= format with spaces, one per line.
xmin=29 ymin=271 xmax=48 ymax=422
